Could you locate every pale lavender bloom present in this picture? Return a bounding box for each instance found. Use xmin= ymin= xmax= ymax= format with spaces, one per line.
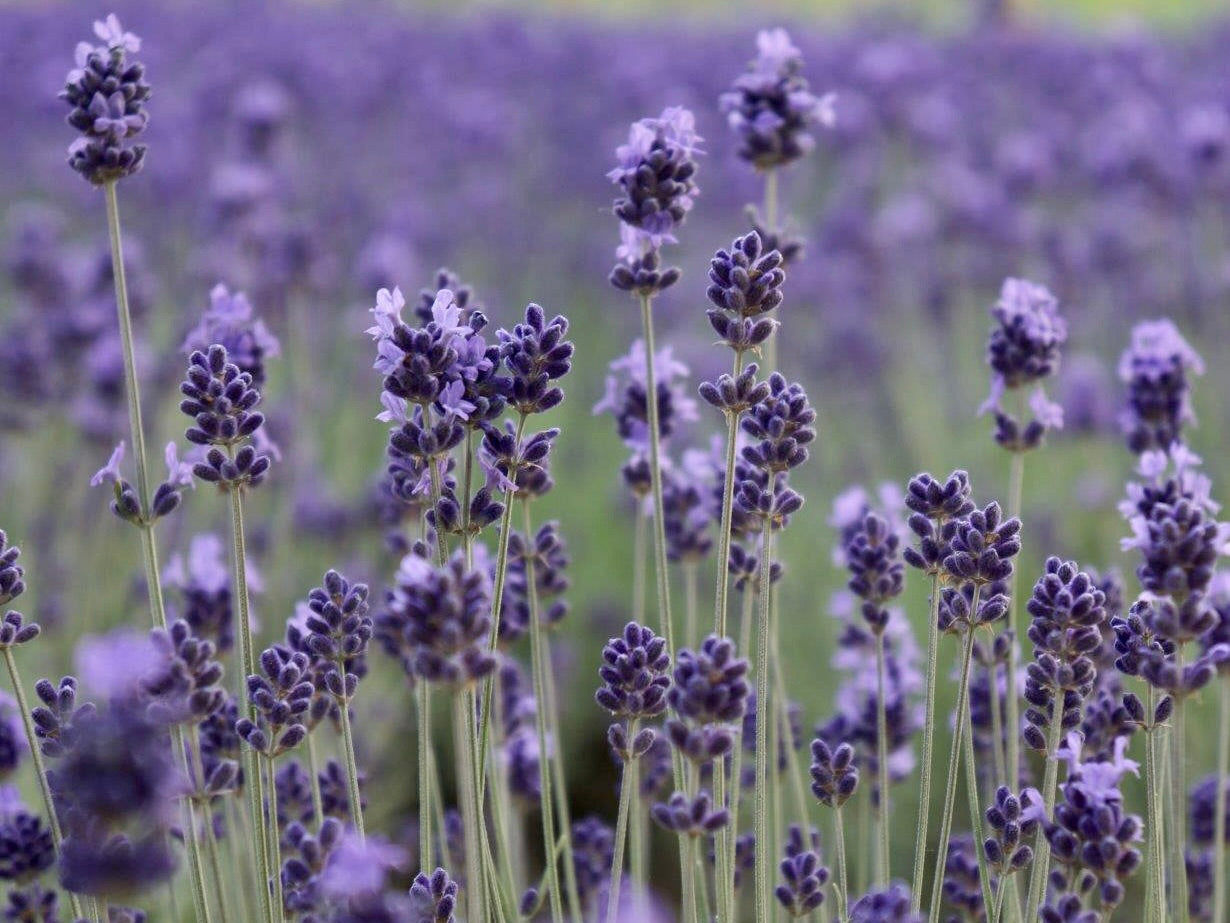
xmin=593 ymin=339 xmax=698 ymax=449
xmin=88 ymin=90 xmax=144 ymax=138
xmin=376 ymin=391 xmax=409 ymax=425
xmin=90 ymin=441 xmax=125 ymax=487
xmin=93 ymin=13 xmax=141 ymax=53
xmin=163 ymin=533 xmax=230 ymax=597
xmin=320 ymin=832 xmax=407 ymax=899
xmin=75 ymin=628 xmax=161 ymax=699
xmin=1117 ymin=319 xmax=1205 ymax=382
xmin=367 ymin=286 xmax=407 ymax=375
xmin=163 ymin=442 xmax=193 ymax=489
xmin=1119 ymin=446 xmax=1229 ymax=553
xmin=430 ymin=289 xmax=468 ymax=340
xmin=437 ymin=379 xmax=476 ymax=421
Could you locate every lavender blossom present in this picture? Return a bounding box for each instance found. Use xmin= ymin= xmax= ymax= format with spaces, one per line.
xmin=704 ymin=232 xmax=786 ymax=354
xmin=774 ymin=824 xmax=829 ymax=917
xmin=650 ymin=789 xmax=728 ymax=836
xmin=0 ymin=788 xmax=55 ymax=884
xmin=1118 ymin=319 xmax=1204 ymax=453
xmin=665 ymin=635 xmax=749 ymax=764
xmin=181 ymin=284 xmax=280 ymax=388
xmin=809 ymin=738 xmax=859 ymax=808
xmin=848 ymin=881 xmax=922 ymax=922
xmin=236 ymin=645 xmax=312 ymax=757
xmin=608 ymin=106 xmax=701 ymax=253
xmin=593 ymin=340 xmax=697 ymax=449
xmin=719 ymin=28 xmax=835 ymax=169
xmin=60 ymin=15 xmax=150 ymax=184
xmin=179 ymin=344 xmax=272 ymax=489
xmin=979 ymin=278 xmax=1067 ymax=451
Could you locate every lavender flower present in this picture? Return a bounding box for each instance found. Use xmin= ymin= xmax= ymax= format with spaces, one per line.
xmin=179 ymin=344 xmax=272 ymax=489
xmin=979 ymin=278 xmax=1067 ymax=451
xmin=941 ymin=834 xmax=984 ymax=923
xmin=982 ymin=785 xmax=1036 ymax=878
xmin=1118 ymin=318 xmax=1204 ymax=453
xmin=142 ymin=619 xmax=227 ymax=729
xmin=608 ymin=106 xmax=701 ymax=252
xmin=1190 ymin=774 xmax=1230 ymax=847
xmin=1022 ymin=558 xmax=1107 ymax=751
xmin=841 ymin=511 xmax=905 ymax=633
xmin=0 ymin=788 xmax=55 ymax=884
xmin=596 ymin=622 xmax=670 ymax=761
xmin=236 ymin=646 xmax=312 ymax=757
xmin=809 ymin=738 xmax=859 ymax=807
xmin=89 ymin=440 xmax=192 ymax=525
xmin=719 ymin=28 xmax=835 ymax=169
xmin=497 ymin=303 xmax=573 ymax=417
xmin=181 ymin=284 xmax=280 ymax=388
xmin=163 ymin=534 xmax=234 ymax=652
xmin=0 ymin=695 xmax=24 ymax=780
xmin=1043 ymin=734 xmax=1142 ymax=912
xmin=848 ymin=882 xmax=922 ymax=922
xmin=280 ymin=817 xmax=343 ymax=918
xmin=60 ymin=15 xmax=150 ymax=184
xmin=570 ymin=816 xmax=614 ymax=916
xmin=941 ymin=502 xmax=1021 ymax=589
xmin=665 ymin=635 xmax=749 ymax=764
xmin=704 ymin=232 xmax=786 ymax=354
xmin=301 ymin=569 xmax=373 ymax=702
xmin=380 ymin=550 xmax=496 ymax=687
xmin=593 ymin=340 xmax=697 ymax=449
xmin=774 ymin=824 xmax=829 ymax=917
xmin=650 ymin=789 xmax=728 ymax=836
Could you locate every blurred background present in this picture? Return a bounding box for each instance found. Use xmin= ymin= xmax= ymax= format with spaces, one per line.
xmin=5 ymin=0 xmax=1230 ymax=897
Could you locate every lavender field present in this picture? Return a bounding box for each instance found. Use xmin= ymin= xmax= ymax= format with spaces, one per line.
xmin=3 ymin=1 xmax=1230 ymax=921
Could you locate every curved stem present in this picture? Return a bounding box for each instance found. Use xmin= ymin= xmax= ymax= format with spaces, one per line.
xmin=927 ymin=622 xmax=978 ymax=923
xmin=753 ymin=518 xmax=774 ymax=923
xmin=911 ymin=574 xmax=942 ymax=912
xmin=874 ymin=632 xmax=891 ymax=885
xmin=1023 ymin=686 xmax=1066 ymax=917
xmin=1214 ymin=677 xmax=1229 ymax=923
xmin=605 ymin=725 xmax=638 ymax=923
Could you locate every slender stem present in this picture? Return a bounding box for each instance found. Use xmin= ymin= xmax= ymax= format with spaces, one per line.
xmin=753 ymin=518 xmax=774 ymax=923
xmin=190 ymin=729 xmax=231 ymax=923
xmin=264 ymin=756 xmax=283 ymax=923
xmin=771 ymin=619 xmax=810 ymax=828
xmin=605 ymin=725 xmax=638 ymax=923
xmin=633 ymin=509 xmax=648 ymax=626
xmin=927 ymin=622 xmax=978 ymax=923
xmin=1023 ymin=685 xmax=1066 ymax=917
xmin=762 ymin=169 xmax=780 ymax=373
xmin=225 ymin=793 xmax=257 ymax=923
xmin=1214 ymin=676 xmax=1229 ymax=923
xmin=833 ymin=805 xmax=850 ymax=923
xmin=418 ymin=679 xmax=433 ymax=868
xmin=1005 ymin=449 xmax=1024 ymax=798
xmin=712 ymin=352 xmax=745 ymax=639
xmin=3 ymin=649 xmax=84 ymax=920
xmin=989 ymin=877 xmax=1009 ymax=923
xmin=684 ymin=563 xmax=698 ymax=649
xmin=453 ymin=693 xmax=485 ymax=923
xmin=856 ymin=773 xmax=870 ymax=896
xmin=229 ymin=487 xmax=274 ymax=923
xmin=1143 ymin=688 xmax=1163 ymax=923
xmin=524 ymin=500 xmax=564 ymax=923
xmin=637 ymin=291 xmax=675 ymax=657
xmin=986 ymin=644 xmax=1008 ymax=796
xmin=713 ymin=756 xmax=730 ymax=923
xmin=961 ymin=695 xmax=995 ymax=916
xmin=305 ymin=732 xmax=326 ymax=826
xmin=540 ymin=626 xmax=582 ymax=920
xmin=175 ymin=724 xmax=214 ymax=923
xmin=477 ymin=415 xmax=528 ymax=792
xmin=681 ymin=834 xmax=699 ymax=923
xmin=874 ymin=632 xmax=891 ymax=885
xmin=910 ymin=574 xmax=942 ymax=912
xmin=1170 ymin=675 xmax=1191 ymax=923
xmin=103 ymin=181 xmax=167 ymax=632
xmin=334 ymin=684 xmax=366 ymax=839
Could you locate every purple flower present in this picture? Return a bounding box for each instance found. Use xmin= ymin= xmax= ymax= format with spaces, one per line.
xmin=593 ymin=339 xmax=697 ymax=449
xmin=74 ymin=629 xmax=161 ymax=701
xmin=320 ymin=832 xmax=407 ymax=901
xmin=89 ymin=441 xmax=125 ymax=487
xmin=181 ymin=284 xmax=280 ymax=388
xmin=608 ymin=106 xmax=702 ymax=251
xmin=1118 ymin=318 xmax=1204 ymax=453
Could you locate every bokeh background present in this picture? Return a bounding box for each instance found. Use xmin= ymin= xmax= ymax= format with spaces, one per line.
xmin=5 ymin=0 xmax=1230 ymax=901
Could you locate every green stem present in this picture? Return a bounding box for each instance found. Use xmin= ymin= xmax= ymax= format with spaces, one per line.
xmin=524 ymin=502 xmax=565 ymax=923
xmin=3 ymin=649 xmax=85 ymax=920
xmin=191 ymin=730 xmax=231 ymax=923
xmin=418 ymin=678 xmax=433 ymax=869
xmin=453 ymin=693 xmax=485 ymax=923
xmin=874 ymin=632 xmax=891 ymax=885
xmin=175 ymin=724 xmax=213 ymax=923
xmin=305 ymin=731 xmax=326 ymax=826
xmin=761 ymin=168 xmax=780 ymax=373
xmin=103 ymin=181 xmax=167 ymax=633
xmin=961 ymin=696 xmax=995 ymax=917
xmin=927 ymin=621 xmax=978 ymax=923
xmin=264 ymin=756 xmax=283 ymax=923
xmin=636 ymin=291 xmax=675 ymax=658
xmin=228 ymin=487 xmax=274 ymax=923
xmin=540 ymin=624 xmax=582 ymax=920
xmin=713 ymin=756 xmax=730 ymax=923
xmin=986 ymin=638 xmax=1008 ymax=796
xmin=1142 ymin=688 xmax=1163 ymax=923
xmin=1023 ymin=686 xmax=1066 ymax=918
xmin=1005 ymin=449 xmax=1024 ymax=798
xmin=334 ymin=684 xmax=366 ymax=839
xmin=753 ymin=518 xmax=774 ymax=923
xmin=1170 ymin=676 xmax=1190 ymax=923
xmin=605 ymin=724 xmax=638 ymax=923
xmin=989 ymin=877 xmax=1009 ymax=923
xmin=633 ymin=508 xmax=648 ymax=626
xmin=1214 ymin=677 xmax=1229 ymax=923
xmin=684 ymin=562 xmax=698 ymax=649
xmin=712 ymin=352 xmax=745 ymax=640
xmin=910 ymin=574 xmax=942 ymax=912
xmin=681 ymin=834 xmax=699 ymax=923
xmin=834 ymin=805 xmax=850 ymax=923
xmin=225 ymin=793 xmax=257 ymax=923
